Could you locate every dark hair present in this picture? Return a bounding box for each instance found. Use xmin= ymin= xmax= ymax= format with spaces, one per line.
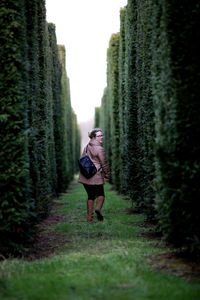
xmin=88 ymin=128 xmax=102 ymax=139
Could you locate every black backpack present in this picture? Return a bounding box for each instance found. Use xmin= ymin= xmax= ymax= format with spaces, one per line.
xmin=78 ymin=145 xmax=97 ymax=179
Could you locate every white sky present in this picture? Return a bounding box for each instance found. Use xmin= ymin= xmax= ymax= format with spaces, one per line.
xmin=46 ymin=0 xmax=127 ymax=123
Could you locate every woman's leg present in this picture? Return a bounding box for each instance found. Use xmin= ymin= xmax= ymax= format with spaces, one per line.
xmin=87 ymin=200 xmax=94 ymax=222
xmin=83 ymin=184 xmax=95 ymax=222
xmin=95 ymin=196 xmax=104 ymax=221
xmin=94 ymin=185 xmax=105 ymax=221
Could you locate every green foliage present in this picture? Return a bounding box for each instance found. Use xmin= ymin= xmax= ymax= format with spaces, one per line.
xmin=0 ymin=0 xmax=34 ymax=252
xmin=34 ymin=0 xmax=54 ymax=213
xmin=107 ymin=33 xmax=120 ymax=188
xmin=47 ymin=22 xmax=61 ymax=193
xmin=100 ymin=88 xmax=112 ymax=180
xmin=123 ymin=0 xmax=138 ymax=201
xmin=99 ymin=0 xmax=200 ymax=251
xmin=118 ymin=7 xmax=127 ymax=193
xmin=58 ymin=45 xmax=74 ymax=188
xmin=135 ymin=0 xmax=155 ymax=219
xmin=0 ymin=0 xmax=80 ymax=255
xmin=94 ymin=107 xmax=100 ymax=128
xmin=152 ymin=1 xmax=200 ymax=251
xmin=72 ymin=110 xmax=81 ymax=173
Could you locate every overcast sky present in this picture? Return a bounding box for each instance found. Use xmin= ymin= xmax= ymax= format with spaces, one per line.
xmin=46 ymin=0 xmax=127 ymax=123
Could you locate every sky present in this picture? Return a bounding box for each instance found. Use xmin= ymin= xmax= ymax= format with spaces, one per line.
xmin=46 ymin=0 xmax=127 ymax=123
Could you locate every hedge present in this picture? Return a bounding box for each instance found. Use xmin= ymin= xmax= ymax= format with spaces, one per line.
xmin=0 ymin=0 xmax=34 ymax=254
xmin=118 ymin=8 xmax=127 ymax=193
xmin=100 ymin=88 xmax=112 ymax=179
xmin=99 ymin=0 xmax=200 ymax=252
xmin=135 ymin=0 xmax=155 ymax=219
xmin=107 ymin=33 xmax=120 ymax=188
xmin=123 ymin=0 xmax=139 ymax=202
xmin=94 ymin=107 xmax=101 ymax=128
xmin=152 ymin=0 xmax=200 ymax=250
xmin=0 ymin=0 xmax=80 ymax=254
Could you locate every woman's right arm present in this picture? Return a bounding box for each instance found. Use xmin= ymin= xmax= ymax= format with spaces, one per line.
xmin=98 ymin=147 xmax=110 ymax=180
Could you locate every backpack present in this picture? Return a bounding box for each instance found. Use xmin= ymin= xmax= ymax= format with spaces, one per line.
xmin=78 ymin=145 xmax=97 ymax=179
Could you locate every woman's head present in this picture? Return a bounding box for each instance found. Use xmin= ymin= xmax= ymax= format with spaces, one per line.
xmin=88 ymin=128 xmax=104 ymax=144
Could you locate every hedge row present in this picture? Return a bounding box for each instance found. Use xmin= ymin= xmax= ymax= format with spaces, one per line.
xmin=96 ymin=0 xmax=200 ymax=252
xmin=0 ymin=0 xmax=80 ymax=254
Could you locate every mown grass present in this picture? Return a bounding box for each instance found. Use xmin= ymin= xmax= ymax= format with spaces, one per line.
xmin=0 ymin=181 xmax=200 ymax=300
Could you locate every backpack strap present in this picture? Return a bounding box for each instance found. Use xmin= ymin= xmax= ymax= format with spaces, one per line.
xmin=85 ymin=144 xmax=88 ymax=154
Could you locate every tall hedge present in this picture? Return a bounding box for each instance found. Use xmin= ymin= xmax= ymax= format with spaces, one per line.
xmin=102 ymin=0 xmax=155 ymax=214
xmin=135 ymin=0 xmax=155 ymax=218
xmin=107 ymin=33 xmax=120 ymax=188
xmin=100 ymin=88 xmax=112 ymax=179
xmin=0 ymin=0 xmax=34 ymax=248
xmin=48 ymin=22 xmax=61 ymax=193
xmin=123 ymin=0 xmax=139 ymax=201
xmin=99 ymin=0 xmax=200 ymax=251
xmin=72 ymin=110 xmax=81 ymax=173
xmin=118 ymin=8 xmax=127 ymax=193
xmin=26 ymin=0 xmax=40 ymax=210
xmin=94 ymin=107 xmax=101 ymax=128
xmin=26 ymin=0 xmax=55 ymax=215
xmin=58 ymin=45 xmax=74 ymax=188
xmin=152 ymin=1 xmax=200 ymax=250
xmin=34 ymin=0 xmax=54 ymax=213
xmin=0 ymin=0 xmax=79 ymax=254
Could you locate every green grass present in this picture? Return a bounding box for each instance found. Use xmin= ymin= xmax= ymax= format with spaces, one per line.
xmin=0 ymin=182 xmax=200 ymax=300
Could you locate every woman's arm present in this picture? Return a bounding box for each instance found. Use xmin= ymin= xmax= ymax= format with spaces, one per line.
xmin=98 ymin=147 xmax=110 ymax=180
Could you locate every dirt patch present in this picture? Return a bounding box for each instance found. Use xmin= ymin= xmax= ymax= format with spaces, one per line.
xmin=149 ymin=253 xmax=200 ymax=282
xmin=123 ymin=197 xmax=131 ymax=202
xmin=133 ymin=221 xmax=156 ymax=228
xmin=140 ymin=230 xmax=162 ymax=240
xmin=133 ymin=220 xmax=200 ymax=281
xmin=138 ymin=224 xmax=200 ymax=282
xmin=125 ymin=207 xmax=141 ymax=215
xmin=65 ymin=181 xmax=79 ymax=194
xmin=23 ymin=202 xmax=70 ymax=261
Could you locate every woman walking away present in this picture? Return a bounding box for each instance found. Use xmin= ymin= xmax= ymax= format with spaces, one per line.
xmin=78 ymin=128 xmax=110 ymax=222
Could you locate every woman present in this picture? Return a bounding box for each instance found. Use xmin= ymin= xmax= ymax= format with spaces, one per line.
xmin=78 ymin=128 xmax=110 ymax=222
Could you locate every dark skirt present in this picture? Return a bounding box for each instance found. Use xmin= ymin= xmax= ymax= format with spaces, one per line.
xmin=83 ymin=184 xmax=105 ymax=200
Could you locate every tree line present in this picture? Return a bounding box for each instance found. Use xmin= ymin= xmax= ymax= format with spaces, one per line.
xmin=0 ymin=0 xmax=80 ymax=254
xmin=95 ymin=0 xmax=200 ymax=253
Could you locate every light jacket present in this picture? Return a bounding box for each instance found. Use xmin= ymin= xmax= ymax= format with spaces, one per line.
xmin=78 ymin=139 xmax=110 ymax=185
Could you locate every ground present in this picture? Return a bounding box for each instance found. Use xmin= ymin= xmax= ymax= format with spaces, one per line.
xmin=1 ymin=181 xmax=200 ymax=300
xmin=25 ymin=186 xmax=200 ymax=281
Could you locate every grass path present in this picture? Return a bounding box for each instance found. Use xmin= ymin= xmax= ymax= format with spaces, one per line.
xmin=0 ymin=181 xmax=200 ymax=300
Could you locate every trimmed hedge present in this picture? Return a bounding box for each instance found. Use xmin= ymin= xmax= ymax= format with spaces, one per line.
xmin=0 ymin=0 xmax=80 ymax=254
xmin=58 ymin=45 xmax=74 ymax=188
xmin=123 ymin=0 xmax=139 ymax=202
xmin=118 ymin=8 xmax=126 ymax=193
xmin=100 ymin=88 xmax=112 ymax=179
xmin=48 ymin=22 xmax=61 ymax=194
xmin=72 ymin=110 xmax=81 ymax=174
xmin=99 ymin=0 xmax=200 ymax=252
xmin=135 ymin=0 xmax=155 ymax=219
xmin=94 ymin=107 xmax=100 ymax=128
xmin=107 ymin=33 xmax=120 ymax=188
xmin=0 ymin=0 xmax=34 ymax=253
xmin=152 ymin=1 xmax=200 ymax=250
